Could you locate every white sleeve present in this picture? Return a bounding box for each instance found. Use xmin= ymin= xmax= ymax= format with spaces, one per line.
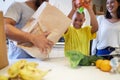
xmin=91 ymin=38 xmax=98 ymax=55
xmin=91 ymin=15 xmax=104 ymax=55
xmin=4 ymin=2 xmax=21 ymax=23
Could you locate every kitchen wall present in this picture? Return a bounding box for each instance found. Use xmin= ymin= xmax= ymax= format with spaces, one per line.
xmin=0 ymin=0 xmax=106 ymax=57
xmin=92 ymin=0 xmax=106 ymax=14
xmin=0 ymin=0 xmax=72 ymax=16
xmin=0 ymin=0 xmax=14 ymax=14
xmin=0 ymin=0 xmax=107 ymax=26
xmin=0 ymin=0 xmax=107 ymax=15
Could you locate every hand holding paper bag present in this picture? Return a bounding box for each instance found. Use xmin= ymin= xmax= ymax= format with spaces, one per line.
xmin=18 ymin=2 xmax=71 ymax=59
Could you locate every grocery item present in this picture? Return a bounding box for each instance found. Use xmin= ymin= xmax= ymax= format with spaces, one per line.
xmin=100 ymin=60 xmax=111 ymax=72
xmin=110 ymin=56 xmax=120 ymax=73
xmin=17 ymin=2 xmax=71 ymax=60
xmin=0 ymin=60 xmax=49 ymax=80
xmin=65 ymin=50 xmax=84 ymax=68
xmin=0 ymin=11 xmax=8 ymax=69
xmin=95 ymin=59 xmax=103 ymax=68
xmin=65 ymin=50 xmax=103 ymax=68
xmin=75 ymin=0 xmax=91 ymax=8
xmin=95 ymin=59 xmax=111 ymax=72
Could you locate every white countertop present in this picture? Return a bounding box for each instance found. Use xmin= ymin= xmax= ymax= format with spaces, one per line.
xmin=0 ymin=57 xmax=120 ymax=80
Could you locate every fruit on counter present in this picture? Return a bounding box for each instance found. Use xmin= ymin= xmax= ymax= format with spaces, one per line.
xmin=0 ymin=75 xmax=8 ymax=80
xmin=100 ymin=60 xmax=111 ymax=72
xmin=95 ymin=59 xmax=103 ymax=68
xmin=95 ymin=59 xmax=111 ymax=72
xmin=0 ymin=60 xmax=49 ymax=80
xmin=8 ymin=60 xmax=27 ymax=78
xmin=19 ymin=66 xmax=48 ymax=80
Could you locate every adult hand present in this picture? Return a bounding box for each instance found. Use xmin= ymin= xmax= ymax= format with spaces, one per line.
xmin=30 ymin=31 xmax=54 ymax=54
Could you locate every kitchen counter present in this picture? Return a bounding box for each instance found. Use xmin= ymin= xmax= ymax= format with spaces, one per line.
xmin=0 ymin=57 xmax=120 ymax=80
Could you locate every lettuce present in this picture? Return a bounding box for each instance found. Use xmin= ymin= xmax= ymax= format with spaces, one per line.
xmin=65 ymin=50 xmax=84 ymax=68
xmin=65 ymin=50 xmax=104 ymax=67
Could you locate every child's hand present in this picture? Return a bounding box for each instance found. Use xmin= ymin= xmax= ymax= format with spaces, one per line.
xmin=72 ymin=0 xmax=77 ymax=11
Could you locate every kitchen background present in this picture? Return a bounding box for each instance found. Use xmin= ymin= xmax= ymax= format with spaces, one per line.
xmin=0 ymin=0 xmax=106 ymax=15
xmin=0 ymin=0 xmax=106 ymax=58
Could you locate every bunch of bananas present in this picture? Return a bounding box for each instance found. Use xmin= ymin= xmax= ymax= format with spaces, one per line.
xmin=0 ymin=60 xmax=49 ymax=80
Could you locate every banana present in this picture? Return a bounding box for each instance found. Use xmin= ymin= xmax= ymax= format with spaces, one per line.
xmin=6 ymin=60 xmax=48 ymax=80
xmin=19 ymin=64 xmax=48 ymax=80
xmin=0 ymin=75 xmax=9 ymax=80
xmin=8 ymin=60 xmax=27 ymax=78
xmin=25 ymin=62 xmax=38 ymax=68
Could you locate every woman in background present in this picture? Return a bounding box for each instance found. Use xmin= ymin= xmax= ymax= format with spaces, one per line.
xmin=92 ymin=0 xmax=120 ymax=59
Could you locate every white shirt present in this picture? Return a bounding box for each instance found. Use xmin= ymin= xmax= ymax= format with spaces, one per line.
xmin=92 ymin=15 xmax=120 ymax=55
xmin=4 ymin=2 xmax=35 ymax=59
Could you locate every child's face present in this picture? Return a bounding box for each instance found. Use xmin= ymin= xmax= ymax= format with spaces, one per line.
xmin=73 ymin=12 xmax=85 ymax=29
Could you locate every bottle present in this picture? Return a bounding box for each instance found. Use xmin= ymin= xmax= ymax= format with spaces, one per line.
xmin=0 ymin=11 xmax=8 ymax=69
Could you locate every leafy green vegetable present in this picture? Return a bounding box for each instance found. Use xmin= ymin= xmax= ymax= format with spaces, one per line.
xmin=79 ymin=56 xmax=91 ymax=66
xmin=65 ymin=50 xmax=84 ymax=68
xmin=65 ymin=50 xmax=104 ymax=67
xmin=79 ymin=55 xmax=104 ymax=66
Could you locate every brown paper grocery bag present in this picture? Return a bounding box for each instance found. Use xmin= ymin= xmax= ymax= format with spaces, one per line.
xmin=0 ymin=11 xmax=8 ymax=69
xmin=17 ymin=2 xmax=71 ymax=59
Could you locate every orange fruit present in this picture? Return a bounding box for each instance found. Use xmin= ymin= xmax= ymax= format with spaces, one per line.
xmin=95 ymin=59 xmax=103 ymax=68
xmin=99 ymin=60 xmax=111 ymax=72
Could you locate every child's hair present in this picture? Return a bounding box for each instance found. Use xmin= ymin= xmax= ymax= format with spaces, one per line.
xmin=72 ymin=10 xmax=85 ymax=24
xmin=72 ymin=7 xmax=85 ymax=20
xmin=76 ymin=10 xmax=85 ymax=15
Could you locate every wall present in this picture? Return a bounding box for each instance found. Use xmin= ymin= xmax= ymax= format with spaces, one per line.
xmin=0 ymin=0 xmax=72 ymax=16
xmin=0 ymin=0 xmax=107 ymax=15
xmin=49 ymin=0 xmax=72 ymax=16
xmin=0 ymin=0 xmax=14 ymax=14
xmin=92 ymin=0 xmax=106 ymax=12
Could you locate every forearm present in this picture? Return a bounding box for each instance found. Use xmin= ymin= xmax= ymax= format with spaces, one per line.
xmin=68 ymin=0 xmax=77 ymax=19
xmin=68 ymin=9 xmax=76 ymax=19
xmin=87 ymin=7 xmax=98 ymax=33
xmin=5 ymin=23 xmax=32 ymax=43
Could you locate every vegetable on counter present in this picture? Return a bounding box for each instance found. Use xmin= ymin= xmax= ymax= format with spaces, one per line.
xmin=65 ymin=50 xmax=104 ymax=68
xmin=65 ymin=50 xmax=84 ymax=68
